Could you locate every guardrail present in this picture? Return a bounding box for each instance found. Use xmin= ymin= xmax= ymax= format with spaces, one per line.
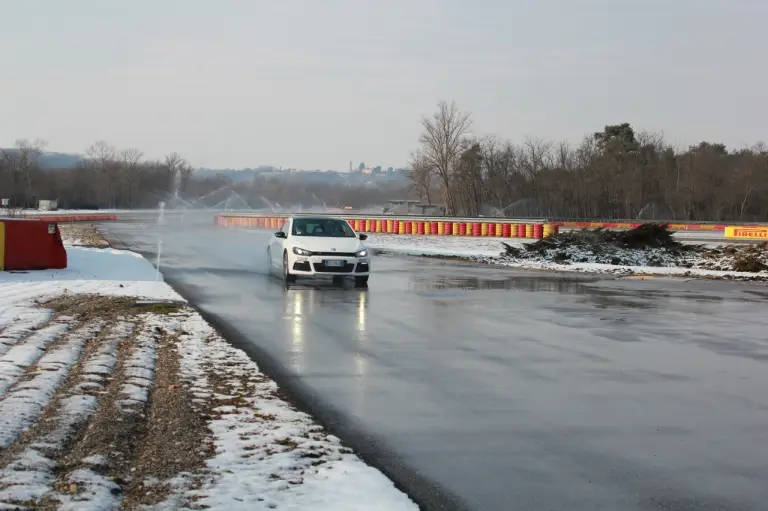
xmin=214 ymin=212 xmax=768 ymax=241
xmin=21 ymin=214 xmax=119 ymax=222
xmin=215 ymin=213 xmax=558 ymax=239
xmin=556 ymin=220 xmax=727 ymax=231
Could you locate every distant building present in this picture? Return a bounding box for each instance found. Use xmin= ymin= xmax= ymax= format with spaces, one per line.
xmin=384 ymin=200 xmax=445 ymax=216
xmin=38 ymin=199 xmax=58 ymax=211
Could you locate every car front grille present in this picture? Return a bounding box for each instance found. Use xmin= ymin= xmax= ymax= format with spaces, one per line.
xmin=313 ymin=262 xmax=356 ymax=273
xmin=312 ymin=251 xmax=357 ymax=257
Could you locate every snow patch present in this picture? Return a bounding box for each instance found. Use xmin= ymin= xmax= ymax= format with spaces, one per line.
xmin=0 ymin=321 xmax=72 ymax=397
xmin=0 ymin=321 xmax=104 ymax=449
xmin=57 ymin=468 xmax=121 ymax=511
xmin=0 ymin=321 xmax=135 ymax=507
xmin=150 ymin=313 xmax=418 ymax=511
xmin=117 ymin=319 xmax=159 ymax=413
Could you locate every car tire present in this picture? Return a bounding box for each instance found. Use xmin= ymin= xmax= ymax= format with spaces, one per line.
xmin=354 ymin=276 xmax=369 ymax=287
xmin=283 ymin=251 xmax=296 ymax=283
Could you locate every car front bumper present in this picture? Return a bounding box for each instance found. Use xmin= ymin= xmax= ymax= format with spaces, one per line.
xmin=290 ymin=255 xmax=370 ymax=276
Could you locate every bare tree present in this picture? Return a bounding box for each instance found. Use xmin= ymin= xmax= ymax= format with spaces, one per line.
xmin=418 ymin=101 xmax=472 ymax=215
xmin=12 ymin=139 xmax=47 ymax=208
xmin=86 ymin=141 xmax=118 ymax=207
xmin=119 ymin=148 xmax=143 ymax=207
xmin=406 ymin=151 xmax=435 ymax=204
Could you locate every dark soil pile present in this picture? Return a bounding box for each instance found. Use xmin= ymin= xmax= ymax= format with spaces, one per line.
xmin=501 ymin=223 xmax=693 ymax=266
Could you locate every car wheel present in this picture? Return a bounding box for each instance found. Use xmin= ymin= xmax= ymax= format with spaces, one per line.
xmin=283 ymin=251 xmax=296 ymax=283
xmin=355 ymin=276 xmax=369 ymax=287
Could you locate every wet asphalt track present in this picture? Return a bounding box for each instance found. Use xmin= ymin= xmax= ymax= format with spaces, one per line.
xmin=101 ymin=213 xmax=768 ymax=511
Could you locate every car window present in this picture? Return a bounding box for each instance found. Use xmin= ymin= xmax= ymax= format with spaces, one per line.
xmin=292 ymin=219 xmax=355 ymax=237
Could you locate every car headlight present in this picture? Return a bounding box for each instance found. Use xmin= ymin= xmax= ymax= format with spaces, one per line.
xmin=293 ymin=247 xmax=312 ymax=256
xmin=356 ymin=249 xmax=368 ymax=257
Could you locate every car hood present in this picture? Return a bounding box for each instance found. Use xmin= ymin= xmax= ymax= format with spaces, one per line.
xmin=291 ymin=237 xmax=364 ymax=254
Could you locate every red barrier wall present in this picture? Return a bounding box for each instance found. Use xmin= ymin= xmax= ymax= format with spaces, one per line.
xmin=3 ymin=219 xmax=67 ymax=270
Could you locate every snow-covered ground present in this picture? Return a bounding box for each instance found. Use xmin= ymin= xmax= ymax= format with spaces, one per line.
xmin=0 ymin=232 xmax=417 ymax=509
xmin=367 ymin=234 xmax=768 ymax=280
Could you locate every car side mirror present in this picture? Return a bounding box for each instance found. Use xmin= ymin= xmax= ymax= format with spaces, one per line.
xmin=275 ymin=231 xmax=287 ymax=239
xmin=359 ymin=234 xmax=368 ymax=241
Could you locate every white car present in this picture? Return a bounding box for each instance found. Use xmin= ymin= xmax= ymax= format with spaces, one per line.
xmin=267 ymin=216 xmax=370 ymax=286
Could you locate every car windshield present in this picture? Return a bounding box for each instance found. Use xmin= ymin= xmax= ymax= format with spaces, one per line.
xmin=292 ymin=218 xmax=356 ymax=237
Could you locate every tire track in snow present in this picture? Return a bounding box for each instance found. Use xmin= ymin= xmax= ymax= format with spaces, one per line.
xmin=0 ymin=320 xmax=104 ymax=449
xmin=0 ymin=321 xmax=134 ymax=508
xmin=0 ymin=318 xmax=73 ymax=398
xmin=51 ymin=317 xmax=164 ymax=510
xmin=0 ymin=306 xmax=53 ymax=358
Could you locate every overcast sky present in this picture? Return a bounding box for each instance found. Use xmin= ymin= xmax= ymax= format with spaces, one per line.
xmin=1 ymin=0 xmax=766 ymax=170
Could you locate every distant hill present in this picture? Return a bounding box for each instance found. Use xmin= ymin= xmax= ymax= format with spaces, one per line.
xmin=40 ymin=152 xmax=83 ymax=169
xmin=0 ymin=149 xmax=83 ymax=169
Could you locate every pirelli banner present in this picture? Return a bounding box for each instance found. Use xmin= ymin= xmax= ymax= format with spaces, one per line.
xmin=724 ymin=226 xmax=768 ymax=240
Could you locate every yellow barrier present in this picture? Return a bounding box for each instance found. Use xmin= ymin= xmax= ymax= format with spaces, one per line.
xmin=725 ymin=226 xmax=768 ymax=240
xmin=525 ymin=224 xmax=533 ymax=238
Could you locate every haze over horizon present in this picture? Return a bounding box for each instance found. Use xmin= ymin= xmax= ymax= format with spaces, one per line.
xmin=2 ymin=0 xmax=766 ymax=170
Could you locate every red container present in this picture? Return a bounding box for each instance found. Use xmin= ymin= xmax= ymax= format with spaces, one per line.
xmin=459 ymin=223 xmax=467 ymax=236
xmin=2 ymin=219 xmax=67 ymax=270
xmin=471 ymin=223 xmax=481 ymax=236
xmin=393 ymin=219 xmax=400 ymax=234
xmin=444 ymin=222 xmax=453 ymax=235
xmin=405 ymin=221 xmax=413 ymax=234
xmin=430 ymin=222 xmax=438 ymax=235
xmin=502 ymin=224 xmax=511 ymax=237
xmin=533 ymin=224 xmax=544 ymax=239
xmin=517 ymin=224 xmax=526 ymax=237
xmin=417 ymin=221 xmax=425 ymax=235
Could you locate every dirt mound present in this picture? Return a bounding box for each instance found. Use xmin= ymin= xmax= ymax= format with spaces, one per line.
xmin=498 ymin=225 xmax=768 ymax=274
xmin=690 ymin=241 xmax=768 ymax=273
xmin=502 ymin=223 xmax=690 ymax=267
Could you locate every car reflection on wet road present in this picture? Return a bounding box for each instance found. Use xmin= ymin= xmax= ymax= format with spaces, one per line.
xmin=102 ymin=215 xmax=768 ymax=511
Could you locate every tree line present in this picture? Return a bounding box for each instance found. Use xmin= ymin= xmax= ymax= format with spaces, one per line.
xmin=0 ymin=139 xmax=202 ymax=209
xmin=0 ymin=139 xmax=407 ymax=211
xmin=409 ymin=101 xmax=768 ymax=221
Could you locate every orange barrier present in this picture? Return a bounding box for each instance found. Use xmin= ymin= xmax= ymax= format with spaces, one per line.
xmin=217 ymin=214 xmax=768 ymax=240
xmin=216 ymin=215 xmax=574 ymax=239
